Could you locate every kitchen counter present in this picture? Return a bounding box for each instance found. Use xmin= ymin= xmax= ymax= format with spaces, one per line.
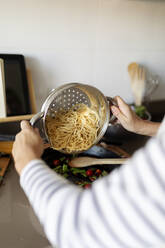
xmin=0 ymin=163 xmax=52 ymax=248
xmin=0 ymin=134 xmax=154 ymax=248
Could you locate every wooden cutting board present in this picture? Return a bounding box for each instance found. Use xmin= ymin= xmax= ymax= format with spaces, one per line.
xmin=0 ymin=141 xmax=13 ymax=154
xmin=0 ymin=156 xmax=11 ymax=183
xmin=0 ymin=141 xmax=50 ymax=154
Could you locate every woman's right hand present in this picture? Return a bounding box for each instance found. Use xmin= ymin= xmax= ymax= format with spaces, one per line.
xmin=111 ymin=96 xmax=143 ymax=133
xmin=110 ymin=96 xmax=160 ymax=136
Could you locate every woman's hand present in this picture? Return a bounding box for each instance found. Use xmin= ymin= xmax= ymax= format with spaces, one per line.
xmin=111 ymin=96 xmax=143 ymax=133
xmin=111 ymin=96 xmax=160 ymax=136
xmin=12 ymin=120 xmax=44 ymax=175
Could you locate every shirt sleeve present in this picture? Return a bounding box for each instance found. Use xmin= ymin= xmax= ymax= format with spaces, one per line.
xmin=20 ymin=123 xmax=165 ymax=248
xmin=157 ymin=116 xmax=165 ymax=138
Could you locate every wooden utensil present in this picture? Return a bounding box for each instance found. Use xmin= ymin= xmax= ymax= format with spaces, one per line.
xmin=128 ymin=63 xmax=146 ymax=106
xmin=69 ymin=156 xmax=127 ymax=168
xmin=0 ymin=156 xmax=11 ymax=179
xmin=128 ymin=62 xmax=138 ymax=79
xmin=0 ymin=141 xmax=50 ymax=154
xmin=99 ymin=142 xmax=130 ymax=158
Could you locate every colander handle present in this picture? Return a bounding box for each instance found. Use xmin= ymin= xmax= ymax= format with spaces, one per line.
xmin=30 ymin=112 xmax=44 ymax=127
xmin=106 ymin=97 xmax=118 ymax=125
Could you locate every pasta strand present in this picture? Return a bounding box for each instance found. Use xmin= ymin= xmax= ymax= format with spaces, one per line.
xmin=46 ymin=104 xmax=100 ymax=153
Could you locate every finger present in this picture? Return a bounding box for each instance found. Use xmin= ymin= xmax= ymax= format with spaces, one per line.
xmin=112 ymin=96 xmax=119 ymax=105
xmin=34 ymin=128 xmax=40 ymax=135
xmin=113 ymin=96 xmax=118 ymax=102
xmin=115 ymin=96 xmax=130 ymax=112
xmin=111 ymin=105 xmax=122 ymax=117
xmin=115 ymin=96 xmax=127 ymax=106
xmin=113 ymin=96 xmax=125 ymax=107
xmin=20 ymin=120 xmax=32 ymax=130
xmin=111 ymin=105 xmax=127 ymax=122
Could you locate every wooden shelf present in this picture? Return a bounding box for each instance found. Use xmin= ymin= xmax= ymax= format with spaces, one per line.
xmin=0 ymin=141 xmax=13 ymax=154
xmin=0 ymin=141 xmax=49 ymax=154
xmin=0 ymin=69 xmax=37 ymax=157
xmin=0 ymin=114 xmax=35 ymax=123
xmin=26 ymin=69 xmax=37 ymax=114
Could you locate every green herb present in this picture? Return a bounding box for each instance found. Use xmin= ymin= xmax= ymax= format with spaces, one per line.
xmin=70 ymin=168 xmax=86 ymax=173
xmin=134 ymin=105 xmax=147 ymax=119
xmin=63 ymin=173 xmax=69 ymax=178
xmin=62 ymin=164 xmax=69 ymax=173
xmin=71 ymin=168 xmax=87 ymax=177
xmin=53 ymin=165 xmax=63 ymax=174
xmin=102 ymin=170 xmax=108 ymax=177
xmin=60 ymin=157 xmax=66 ymax=162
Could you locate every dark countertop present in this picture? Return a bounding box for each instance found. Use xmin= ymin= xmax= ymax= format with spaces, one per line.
xmin=144 ymin=99 xmax=165 ymax=122
xmin=0 ymin=162 xmax=52 ymax=248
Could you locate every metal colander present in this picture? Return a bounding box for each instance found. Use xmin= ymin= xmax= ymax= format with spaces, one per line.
xmin=30 ymin=83 xmax=115 ymax=154
xmin=47 ymin=86 xmax=91 ymax=116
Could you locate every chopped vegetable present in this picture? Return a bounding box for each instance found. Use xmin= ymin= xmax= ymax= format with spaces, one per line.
xmin=89 ymin=176 xmax=97 ymax=182
xmin=63 ymin=173 xmax=68 ymax=178
xmin=60 ymin=157 xmax=66 ymax=161
xmin=84 ymin=183 xmax=91 ymax=189
xmin=69 ymin=167 xmax=86 ymax=177
xmin=62 ymin=164 xmax=68 ymax=173
xmin=43 ymin=149 xmax=119 ymax=188
xmin=95 ymin=169 xmax=102 ymax=176
xmin=53 ymin=159 xmax=60 ymax=166
xmin=102 ymin=170 xmax=108 ymax=177
xmin=86 ymin=169 xmax=93 ymax=177
xmin=134 ymin=105 xmax=147 ymax=119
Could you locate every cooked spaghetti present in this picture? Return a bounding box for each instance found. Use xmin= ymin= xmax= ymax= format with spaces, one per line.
xmin=46 ymin=103 xmax=100 ymax=153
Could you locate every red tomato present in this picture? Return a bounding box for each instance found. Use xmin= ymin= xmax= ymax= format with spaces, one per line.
xmin=86 ymin=169 xmax=93 ymax=177
xmin=84 ymin=184 xmax=91 ymax=189
xmin=53 ymin=159 xmax=60 ymax=166
xmin=95 ymin=169 xmax=102 ymax=176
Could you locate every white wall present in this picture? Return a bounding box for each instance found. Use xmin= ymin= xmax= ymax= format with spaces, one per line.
xmin=0 ymin=0 xmax=165 ymax=110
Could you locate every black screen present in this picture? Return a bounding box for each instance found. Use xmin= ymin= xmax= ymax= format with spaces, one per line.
xmin=0 ymin=54 xmax=31 ymax=116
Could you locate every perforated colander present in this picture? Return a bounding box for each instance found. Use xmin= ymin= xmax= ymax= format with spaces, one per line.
xmin=30 ymin=83 xmax=115 ymax=154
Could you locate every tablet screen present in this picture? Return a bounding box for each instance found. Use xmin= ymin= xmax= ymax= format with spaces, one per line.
xmin=0 ymin=54 xmax=31 ymax=116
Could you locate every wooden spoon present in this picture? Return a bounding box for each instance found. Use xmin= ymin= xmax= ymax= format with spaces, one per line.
xmin=128 ymin=62 xmax=138 ymax=80
xmin=128 ymin=63 xmax=146 ymax=106
xmin=69 ymin=156 xmax=127 ymax=168
xmin=133 ymin=66 xmax=146 ymax=106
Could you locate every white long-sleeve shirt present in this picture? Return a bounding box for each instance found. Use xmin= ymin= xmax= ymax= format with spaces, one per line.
xmin=20 ymin=118 xmax=165 ymax=248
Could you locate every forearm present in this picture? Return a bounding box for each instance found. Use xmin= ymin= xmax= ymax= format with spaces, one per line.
xmin=110 ymin=97 xmax=161 ymax=137
xmin=134 ymin=120 xmax=160 ymax=136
